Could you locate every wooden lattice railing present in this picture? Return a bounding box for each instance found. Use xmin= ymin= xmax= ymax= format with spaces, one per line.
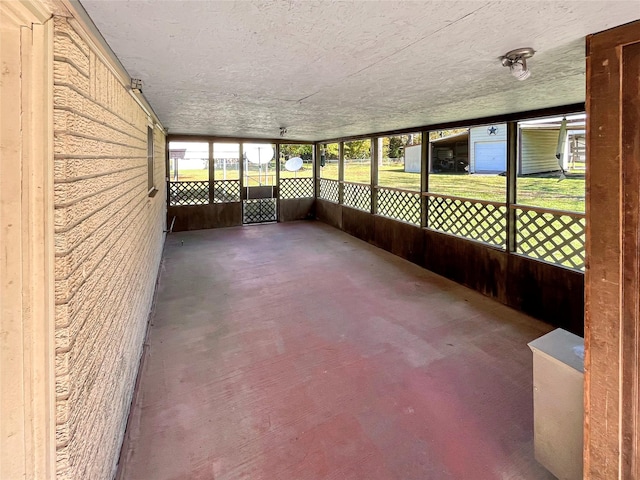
xmin=169 ymin=181 xmax=209 ymax=206
xmin=280 ymin=177 xmax=314 ymax=199
xmin=425 ymin=193 xmax=507 ymax=248
xmin=318 ymin=178 xmax=339 ymax=203
xmin=376 ymin=187 xmax=421 ymax=226
xmin=343 ymin=181 xmax=371 ymax=212
xmin=514 ymin=205 xmax=585 ymax=270
xmin=213 ymin=180 xmax=240 ymax=203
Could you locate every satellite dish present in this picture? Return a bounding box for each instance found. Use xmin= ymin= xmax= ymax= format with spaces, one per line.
xmin=245 ymin=144 xmax=274 ymax=165
xmin=285 ymin=157 xmax=303 ymax=172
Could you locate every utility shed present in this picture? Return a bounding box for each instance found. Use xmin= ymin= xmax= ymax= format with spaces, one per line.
xmin=404 ymin=144 xmax=421 ymax=173
xmin=429 ymin=131 xmax=469 ymax=172
xmin=469 ymin=124 xmax=507 ymax=173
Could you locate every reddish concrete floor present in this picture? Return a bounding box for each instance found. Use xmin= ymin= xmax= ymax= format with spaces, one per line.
xmin=117 ymin=221 xmax=555 ymax=480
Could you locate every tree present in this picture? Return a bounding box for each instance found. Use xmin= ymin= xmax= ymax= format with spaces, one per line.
xmin=343 ymin=140 xmax=370 ymax=159
xmin=323 ymin=143 xmax=339 ymax=160
xmin=280 ymin=144 xmax=313 ymax=160
xmin=388 ymin=136 xmax=404 ymax=159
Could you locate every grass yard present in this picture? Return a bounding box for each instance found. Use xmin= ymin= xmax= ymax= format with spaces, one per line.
xmin=172 ymin=163 xmax=584 ymax=212
xmin=322 ymin=163 xmax=585 ymax=213
xmin=174 ymin=162 xmax=584 ymax=212
xmin=170 ymin=166 xmax=313 ymax=186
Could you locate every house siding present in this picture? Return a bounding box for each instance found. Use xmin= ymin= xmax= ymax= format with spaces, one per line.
xmin=520 ymin=129 xmax=561 ymax=175
xmin=53 ymin=16 xmax=166 ymax=480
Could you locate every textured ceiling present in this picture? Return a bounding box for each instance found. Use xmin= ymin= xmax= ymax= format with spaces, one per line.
xmin=79 ymin=0 xmax=639 ymax=141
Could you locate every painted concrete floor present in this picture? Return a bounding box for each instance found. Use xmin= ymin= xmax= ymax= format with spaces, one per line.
xmin=117 ymin=221 xmax=556 ymax=480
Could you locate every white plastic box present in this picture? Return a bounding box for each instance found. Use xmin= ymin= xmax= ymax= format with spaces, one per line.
xmin=528 ymin=328 xmax=584 ymax=480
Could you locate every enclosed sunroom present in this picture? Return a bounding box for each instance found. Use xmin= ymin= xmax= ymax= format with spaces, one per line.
xmin=1 ymin=1 xmax=640 ymax=480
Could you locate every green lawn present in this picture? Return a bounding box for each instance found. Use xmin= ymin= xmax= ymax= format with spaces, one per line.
xmin=175 ymin=163 xmax=584 ymax=212
xmin=321 ymin=164 xmax=584 ymax=213
xmin=171 ymin=167 xmax=313 ymax=186
xmin=173 ymin=163 xmax=584 ymax=213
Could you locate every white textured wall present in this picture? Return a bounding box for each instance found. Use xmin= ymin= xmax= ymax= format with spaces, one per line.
xmin=53 ymin=16 xmax=166 ymax=479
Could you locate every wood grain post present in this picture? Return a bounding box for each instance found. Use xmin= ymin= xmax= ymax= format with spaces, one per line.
xmin=421 ymin=131 xmax=429 ymax=229
xmin=313 ymin=143 xmax=319 ymax=200
xmin=585 ymin=19 xmax=640 ymax=480
xmin=208 ymin=141 xmax=214 ymax=204
xmin=239 ymin=142 xmax=245 ymax=200
xmin=506 ymin=121 xmax=517 ymax=252
xmin=338 ymin=141 xmax=345 ymax=205
xmin=371 ymin=137 xmax=379 ymax=215
xmin=275 ymin=143 xmax=281 ymax=220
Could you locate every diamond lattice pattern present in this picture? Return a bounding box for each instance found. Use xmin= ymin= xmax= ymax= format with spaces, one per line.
xmin=243 ymin=199 xmax=277 ymax=224
xmin=280 ymin=177 xmax=314 ymax=199
xmin=516 ymin=208 xmax=585 ymax=270
xmin=428 ymin=195 xmax=507 ymax=248
xmin=319 ymin=178 xmax=339 ymax=203
xmin=343 ymin=183 xmax=371 ymax=212
xmin=169 ymin=181 xmax=209 ymax=206
xmin=213 ymin=180 xmax=240 ymax=203
xmin=377 ymin=188 xmax=421 ymax=225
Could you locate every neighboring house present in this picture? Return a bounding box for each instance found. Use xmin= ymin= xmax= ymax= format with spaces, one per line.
xmin=519 ymin=128 xmax=561 ymax=175
xmin=410 ymin=120 xmax=585 ymax=176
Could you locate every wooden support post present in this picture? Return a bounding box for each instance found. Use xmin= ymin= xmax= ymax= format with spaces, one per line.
xmin=585 ymin=19 xmax=640 ymax=480
xmin=165 ymin=136 xmax=171 ymax=209
xmin=371 ymin=137 xmax=378 ymax=215
xmin=313 ymin=143 xmax=319 ymax=200
xmin=208 ymin=141 xmax=214 ymax=204
xmin=421 ymin=131 xmax=429 ymax=229
xmin=275 ymin=143 xmax=280 ymax=221
xmin=338 ymin=141 xmax=344 ymax=205
xmin=239 ymin=142 xmax=245 ymax=200
xmin=506 ymin=121 xmax=517 ymax=252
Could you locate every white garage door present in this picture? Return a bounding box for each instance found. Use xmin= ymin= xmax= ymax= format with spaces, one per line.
xmin=475 ymin=141 xmax=506 ymax=172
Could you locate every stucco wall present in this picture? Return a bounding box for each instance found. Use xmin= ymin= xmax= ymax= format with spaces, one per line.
xmin=53 ymin=16 xmax=166 ymax=479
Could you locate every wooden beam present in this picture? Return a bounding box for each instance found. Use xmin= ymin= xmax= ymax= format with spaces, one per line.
xmin=338 ymin=142 xmax=344 ymax=205
xmin=620 ymin=39 xmax=640 ymax=480
xmin=585 ymin=19 xmax=640 ymax=480
xmin=208 ymin=141 xmax=214 ymax=204
xmin=505 ymin=121 xmax=517 ymax=253
xmin=421 ymin=131 xmax=429 ymax=229
xmin=370 ymin=137 xmax=378 ymax=215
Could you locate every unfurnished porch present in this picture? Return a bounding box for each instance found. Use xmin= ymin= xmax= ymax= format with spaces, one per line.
xmin=117 ymin=221 xmax=555 ymax=479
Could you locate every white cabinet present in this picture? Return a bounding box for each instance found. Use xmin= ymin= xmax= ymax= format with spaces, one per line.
xmin=528 ymin=329 xmax=584 ymax=480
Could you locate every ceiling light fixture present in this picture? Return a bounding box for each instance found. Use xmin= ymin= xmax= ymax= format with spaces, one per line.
xmin=500 ymin=47 xmax=535 ymax=81
xmin=280 ymin=127 xmax=287 ymax=137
